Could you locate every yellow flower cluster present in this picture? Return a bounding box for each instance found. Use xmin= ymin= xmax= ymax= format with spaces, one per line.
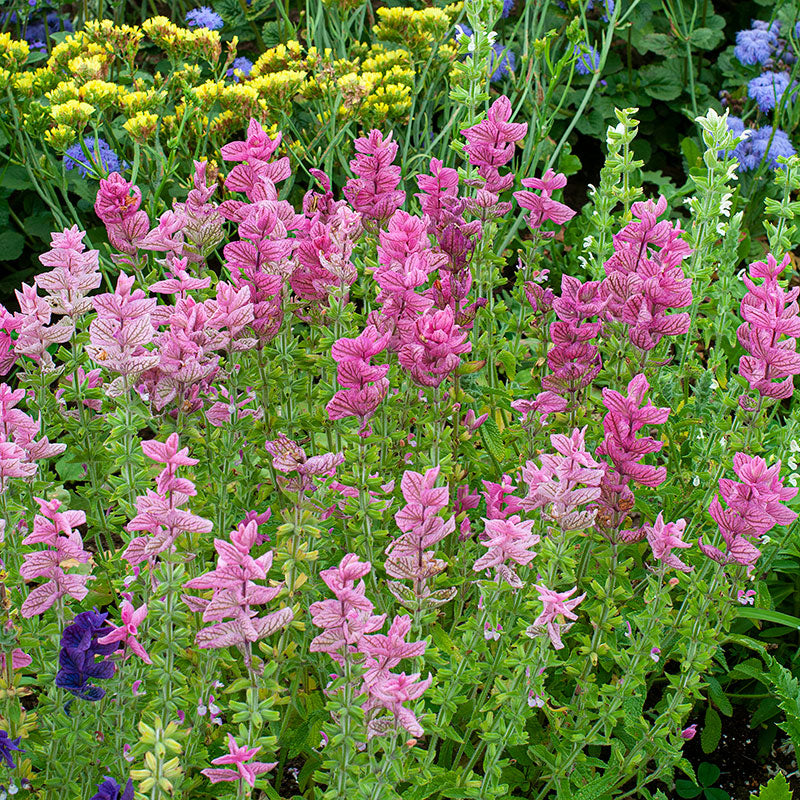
xmin=124 ymin=111 xmax=159 ymax=143
xmin=50 ymin=99 xmax=95 ymax=130
xmin=83 ymin=19 xmax=143 ymax=64
xmin=118 ymin=89 xmax=167 ymax=117
xmin=142 ymin=16 xmax=220 ymax=64
xmin=372 ymin=6 xmax=454 ymax=53
xmin=0 ymin=32 xmax=29 ymax=71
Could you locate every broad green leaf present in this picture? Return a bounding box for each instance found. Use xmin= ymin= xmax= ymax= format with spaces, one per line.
xmin=701 ymin=705 xmax=722 ymax=754
xmin=750 ymin=772 xmax=793 ymax=799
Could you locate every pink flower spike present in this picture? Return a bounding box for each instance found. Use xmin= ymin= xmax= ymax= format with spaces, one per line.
xmin=645 ymin=514 xmax=693 ymax=573
xmin=201 ymin=733 xmax=277 ymax=788
xmin=527 ymin=584 xmax=586 ymax=650
xmin=681 ymin=724 xmax=697 ymax=740
xmin=97 ymin=599 xmax=151 ymax=664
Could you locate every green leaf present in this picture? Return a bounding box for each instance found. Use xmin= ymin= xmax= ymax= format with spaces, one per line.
xmin=571 ymin=771 xmax=620 ymax=800
xmin=698 ymin=762 xmax=721 ymax=786
xmin=750 ymin=772 xmax=793 ymax=799
xmin=689 ymin=27 xmax=725 ymax=50
xmin=737 ymin=607 xmax=800 ymax=630
xmin=639 ymin=62 xmax=684 ymax=101
xmin=701 ymin=705 xmax=722 ymax=754
xmin=0 ymin=231 xmax=24 ymax=261
xmin=479 ymin=417 xmax=507 ymax=464
xmin=705 ymin=789 xmax=731 ymax=800
xmin=496 ymin=350 xmax=516 ymax=381
xmin=675 ymin=781 xmax=703 ymax=799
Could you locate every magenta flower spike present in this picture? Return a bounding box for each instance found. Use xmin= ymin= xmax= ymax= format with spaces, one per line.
xmin=737 ymin=252 xmax=800 ymax=404
xmin=461 ymin=95 xmax=527 ymax=192
xmin=201 ymin=733 xmax=277 ymax=788
xmin=601 ymin=196 xmax=693 ymax=351
xmin=520 ymin=427 xmax=605 ymax=530
xmin=343 ymin=129 xmax=406 ymax=223
xmin=183 ymin=519 xmax=293 ymax=651
xmin=642 ymin=513 xmax=693 ymax=573
xmin=20 ymin=497 xmax=92 ymax=617
xmin=595 ymin=374 xmax=670 ymax=530
xmin=97 ymin=599 xmax=152 ymax=664
xmin=699 ymin=452 xmax=797 ymax=568
xmin=527 ymin=584 xmax=586 ymax=650
xmin=514 ymin=169 xmax=576 ymax=232
xmin=473 ymin=515 xmax=539 ymax=588
xmin=123 ymin=434 xmax=213 ymax=568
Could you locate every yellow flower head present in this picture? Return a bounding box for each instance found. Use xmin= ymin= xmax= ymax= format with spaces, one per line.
xmin=50 ymin=99 xmax=95 ymax=130
xmin=46 ymin=81 xmax=80 ymax=105
xmin=0 ymin=32 xmax=29 ymax=71
xmin=124 ymin=111 xmax=158 ymax=143
xmin=251 ymin=40 xmax=304 ymax=76
xmin=79 ymin=80 xmax=119 ymax=109
xmin=68 ymin=54 xmax=111 ymax=83
xmin=44 ymin=123 xmax=78 ymax=149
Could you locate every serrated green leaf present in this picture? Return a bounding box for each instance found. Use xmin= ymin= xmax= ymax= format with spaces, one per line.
xmin=479 ymin=417 xmax=506 ymax=464
xmin=701 ymin=705 xmax=722 ymax=754
xmin=750 ymin=772 xmax=792 ymax=799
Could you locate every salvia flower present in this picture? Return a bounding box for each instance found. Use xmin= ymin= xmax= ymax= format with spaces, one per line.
xmin=55 ymin=610 xmax=117 ymax=701
xmin=343 ymin=130 xmax=405 ymax=223
xmin=602 ymin=195 xmax=693 ymax=352
xmin=526 ymin=585 xmax=586 ymax=650
xmin=514 ymin=169 xmax=576 ymax=233
xmin=699 ymin=453 xmax=797 ymax=567
xmin=20 ymin=497 xmax=92 ymax=617
xmin=385 ymin=467 xmax=456 ymax=606
xmin=182 ymin=519 xmax=293 ymax=654
xmin=97 ymin=599 xmax=151 ymax=664
xmin=520 ymin=427 xmax=605 ymax=530
xmin=265 ymin=433 xmax=344 ymax=494
xmin=461 ymin=95 xmax=527 ymax=193
xmin=737 ymin=253 xmax=800 ymax=403
xmin=595 ymin=374 xmax=669 ymax=530
xmin=0 ymin=731 xmax=22 ymax=769
xmin=201 ymin=733 xmax=276 ymax=787
xmin=473 ymin=515 xmax=539 ymax=588
xmin=123 ymin=434 xmax=213 ymax=568
xmin=642 ymin=513 xmax=692 ymax=573
xmin=89 ymin=777 xmax=134 ymax=800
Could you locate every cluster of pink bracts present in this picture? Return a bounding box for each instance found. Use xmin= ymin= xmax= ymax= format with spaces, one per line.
xmin=1 ymin=93 xmax=799 ymax=768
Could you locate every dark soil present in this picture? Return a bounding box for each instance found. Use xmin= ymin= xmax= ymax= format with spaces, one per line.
xmin=680 ymin=706 xmax=800 ymax=799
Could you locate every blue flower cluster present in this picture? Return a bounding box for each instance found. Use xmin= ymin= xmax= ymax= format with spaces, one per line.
xmin=185 ymin=6 xmax=224 ymax=30
xmin=734 ymin=19 xmax=796 ymax=67
xmin=226 ymin=56 xmax=254 ymax=82
xmin=747 ymin=71 xmax=797 ymax=113
xmin=726 ymin=116 xmax=796 ymax=172
xmin=55 ymin=610 xmax=117 ymax=702
xmin=574 ymin=43 xmax=601 ymax=74
xmin=501 ymin=0 xmax=514 ymax=18
xmin=63 ymin=138 xmax=123 ymax=179
xmin=89 ymin=777 xmax=135 ymax=800
xmin=0 ymin=8 xmax=73 ymax=51
xmin=489 ymin=43 xmax=515 ymax=82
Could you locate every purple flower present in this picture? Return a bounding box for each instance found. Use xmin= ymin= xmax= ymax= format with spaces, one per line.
xmin=226 ymin=56 xmax=253 ymax=81
xmin=489 ymin=43 xmax=515 ymax=82
xmin=89 ymin=777 xmax=135 ymax=800
xmin=748 ymin=71 xmax=797 ymax=112
xmin=185 ymin=6 xmax=224 ymax=29
xmin=574 ymin=43 xmax=600 ymax=74
xmin=734 ymin=28 xmax=776 ymax=65
xmin=55 ymin=610 xmax=118 ymax=701
xmin=681 ymin=724 xmax=697 ymax=740
xmin=0 ymin=730 xmax=23 ymax=769
xmin=64 ymin=138 xmax=123 ymax=179
xmin=501 ymin=0 xmax=514 ymax=17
